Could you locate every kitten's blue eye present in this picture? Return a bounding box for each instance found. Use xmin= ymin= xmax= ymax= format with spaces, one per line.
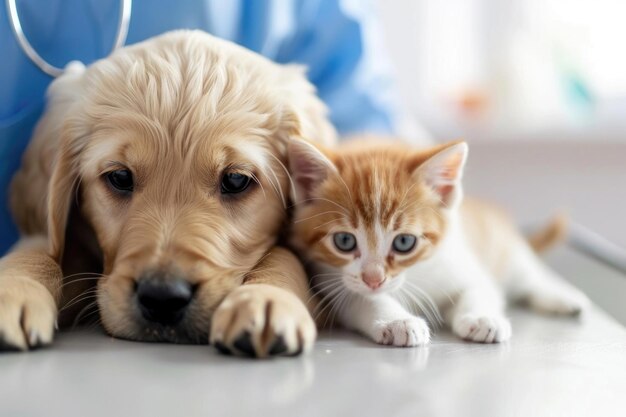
xmin=392 ymin=234 xmax=417 ymax=253
xmin=333 ymin=232 xmax=357 ymax=252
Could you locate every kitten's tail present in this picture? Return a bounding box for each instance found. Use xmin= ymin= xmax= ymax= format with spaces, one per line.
xmin=526 ymin=213 xmax=569 ymax=254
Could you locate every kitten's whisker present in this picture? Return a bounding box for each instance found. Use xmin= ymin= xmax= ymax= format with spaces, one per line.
xmin=321 ymin=287 xmax=348 ymax=329
xmin=325 ymin=288 xmax=349 ymax=330
xmin=289 ymin=197 xmax=350 ymax=215
xmin=403 ymin=286 xmax=437 ymax=325
xmin=330 ymin=158 xmax=353 ymax=202
xmin=313 ymin=218 xmax=345 ymax=230
xmin=400 ymin=283 xmax=441 ymax=327
xmin=417 ymin=281 xmax=456 ymax=306
xmin=307 ymin=279 xmax=343 ymax=303
xmin=294 ymin=211 xmax=347 ymax=224
xmin=331 ymin=290 xmax=352 ymax=330
xmin=404 ymin=282 xmax=444 ymax=326
xmin=309 ymin=279 xmax=343 ymax=293
xmin=410 ymin=283 xmax=442 ymax=319
xmin=310 ymin=272 xmax=346 ymax=279
xmin=313 ymin=285 xmax=346 ymax=324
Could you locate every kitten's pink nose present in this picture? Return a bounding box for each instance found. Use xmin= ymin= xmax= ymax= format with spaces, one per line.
xmin=362 ymin=263 xmax=385 ymax=290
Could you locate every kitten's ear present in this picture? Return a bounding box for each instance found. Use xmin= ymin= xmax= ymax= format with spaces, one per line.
xmin=413 ymin=141 xmax=468 ymax=208
xmin=287 ymin=138 xmax=336 ymax=203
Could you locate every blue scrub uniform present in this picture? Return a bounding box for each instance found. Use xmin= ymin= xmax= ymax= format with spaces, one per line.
xmin=0 ymin=0 xmax=402 ymax=254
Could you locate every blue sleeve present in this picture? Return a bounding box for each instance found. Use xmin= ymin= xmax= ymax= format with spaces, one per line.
xmin=0 ymin=0 xmax=407 ymax=253
xmin=274 ymin=0 xmax=402 ymax=136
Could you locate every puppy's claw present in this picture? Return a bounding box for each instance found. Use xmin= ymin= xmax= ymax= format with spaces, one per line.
xmin=0 ymin=277 xmax=57 ymax=352
xmin=214 ymin=341 xmax=233 ymax=356
xmin=268 ymin=336 xmax=288 ymax=356
xmin=233 ymin=331 xmax=256 ymax=357
xmin=210 ymin=284 xmax=316 ymax=358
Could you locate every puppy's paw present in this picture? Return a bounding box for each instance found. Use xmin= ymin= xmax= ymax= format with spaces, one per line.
xmin=0 ymin=277 xmax=57 ymax=351
xmin=372 ymin=317 xmax=430 ymax=347
xmin=210 ymin=284 xmax=316 ymax=358
xmin=453 ymin=314 xmax=511 ymax=343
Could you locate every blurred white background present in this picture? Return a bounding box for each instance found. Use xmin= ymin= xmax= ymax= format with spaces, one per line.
xmin=376 ymin=0 xmax=626 ymax=141
xmin=371 ymin=0 xmax=626 ymax=322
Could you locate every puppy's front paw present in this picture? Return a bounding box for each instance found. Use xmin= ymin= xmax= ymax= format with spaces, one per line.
xmin=210 ymin=284 xmax=316 ymax=358
xmin=372 ymin=317 xmax=430 ymax=347
xmin=0 ymin=277 xmax=57 ymax=351
xmin=453 ymin=314 xmax=511 ymax=343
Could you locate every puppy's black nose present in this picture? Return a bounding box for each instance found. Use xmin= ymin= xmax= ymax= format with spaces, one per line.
xmin=136 ymin=275 xmax=194 ymax=325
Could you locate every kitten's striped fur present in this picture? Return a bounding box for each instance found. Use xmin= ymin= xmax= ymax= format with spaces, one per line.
xmin=288 ymin=138 xmax=590 ymax=346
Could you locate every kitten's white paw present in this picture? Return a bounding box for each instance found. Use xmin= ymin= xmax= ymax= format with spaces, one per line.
xmin=372 ymin=317 xmax=430 ymax=347
xmin=453 ymin=314 xmax=511 ymax=343
xmin=527 ymin=288 xmax=590 ymax=316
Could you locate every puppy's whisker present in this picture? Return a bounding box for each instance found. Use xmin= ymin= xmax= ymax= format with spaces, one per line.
xmin=264 ymin=165 xmax=287 ymax=209
xmin=60 ymin=288 xmax=100 ymax=312
xmin=249 ymin=172 xmax=267 ymax=201
xmin=76 ymin=308 xmax=101 ymax=326
xmin=267 ymin=152 xmax=296 ymax=203
xmin=260 ymin=165 xmax=286 ymax=209
xmin=59 ymin=275 xmax=104 ymax=290
xmin=72 ymin=301 xmax=99 ymax=330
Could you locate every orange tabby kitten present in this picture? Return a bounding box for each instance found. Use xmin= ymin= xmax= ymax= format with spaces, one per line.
xmin=287 ymin=138 xmax=589 ymax=346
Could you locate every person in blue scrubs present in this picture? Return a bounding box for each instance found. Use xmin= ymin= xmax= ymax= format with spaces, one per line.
xmin=0 ymin=0 xmax=415 ymax=254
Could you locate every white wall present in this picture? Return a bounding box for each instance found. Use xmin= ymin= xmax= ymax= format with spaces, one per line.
xmin=375 ymin=0 xmax=626 ymax=141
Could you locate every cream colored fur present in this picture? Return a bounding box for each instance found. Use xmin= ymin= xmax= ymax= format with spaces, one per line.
xmin=0 ymin=30 xmax=335 ymax=356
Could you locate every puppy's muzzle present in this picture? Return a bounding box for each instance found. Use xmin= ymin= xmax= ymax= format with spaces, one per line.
xmin=136 ymin=271 xmax=195 ymax=326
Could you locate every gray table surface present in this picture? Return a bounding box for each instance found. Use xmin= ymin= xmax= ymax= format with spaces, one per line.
xmin=1 ymin=292 xmax=625 ymax=417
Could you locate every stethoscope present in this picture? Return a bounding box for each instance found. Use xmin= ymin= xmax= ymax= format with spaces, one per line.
xmin=6 ymin=0 xmax=132 ymax=77
xmin=5 ymin=0 xmax=626 ymax=275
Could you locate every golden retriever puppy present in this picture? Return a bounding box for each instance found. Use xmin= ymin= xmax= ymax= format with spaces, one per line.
xmin=0 ymin=30 xmax=336 ymax=357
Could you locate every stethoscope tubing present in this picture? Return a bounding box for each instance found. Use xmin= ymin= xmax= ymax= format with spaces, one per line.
xmin=6 ymin=0 xmax=132 ymax=77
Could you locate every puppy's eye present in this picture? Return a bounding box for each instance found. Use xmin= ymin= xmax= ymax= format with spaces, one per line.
xmin=221 ymin=172 xmax=252 ymax=194
xmin=333 ymin=232 xmax=357 ymax=252
xmin=106 ymin=169 xmax=134 ymax=193
xmin=392 ymin=234 xmax=417 ymax=253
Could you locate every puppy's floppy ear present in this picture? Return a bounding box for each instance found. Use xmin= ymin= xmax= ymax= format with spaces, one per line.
xmin=45 ymin=63 xmax=87 ymax=262
xmin=287 ymin=138 xmax=336 ymax=204
xmin=276 ymin=64 xmax=337 ymax=147
xmin=411 ymin=140 xmax=468 ymax=208
xmin=47 ymin=133 xmax=82 ymax=263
